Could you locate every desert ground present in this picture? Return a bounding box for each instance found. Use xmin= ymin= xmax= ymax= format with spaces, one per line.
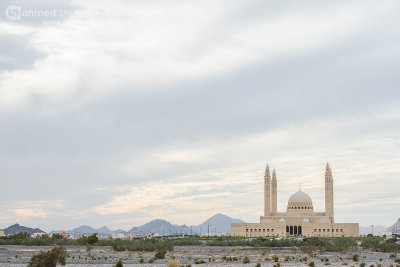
xmin=0 ymin=245 xmax=398 ymax=266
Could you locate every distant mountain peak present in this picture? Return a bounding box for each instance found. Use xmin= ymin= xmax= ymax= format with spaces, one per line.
xmin=198 ymin=213 xmax=245 ymax=234
xmin=2 ymin=223 xmax=45 ymax=235
xmin=388 ymin=218 xmax=400 ymax=233
xmin=97 ymin=226 xmax=112 ymax=233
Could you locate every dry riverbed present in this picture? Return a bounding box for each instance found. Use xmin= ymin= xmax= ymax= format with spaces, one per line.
xmin=0 ymin=245 xmax=398 ymax=266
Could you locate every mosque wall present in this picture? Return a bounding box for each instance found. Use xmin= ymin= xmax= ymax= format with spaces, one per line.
xmin=231 ymin=222 xmax=359 ymax=237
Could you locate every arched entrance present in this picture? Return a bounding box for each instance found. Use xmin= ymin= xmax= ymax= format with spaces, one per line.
xmin=287 ymin=225 xmax=302 ymax=236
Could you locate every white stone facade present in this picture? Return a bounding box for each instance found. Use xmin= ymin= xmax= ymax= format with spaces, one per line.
xmin=231 ymin=163 xmax=359 ymax=237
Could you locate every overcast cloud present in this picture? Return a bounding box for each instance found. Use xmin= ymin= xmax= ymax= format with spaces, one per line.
xmin=0 ymin=0 xmax=400 ymax=232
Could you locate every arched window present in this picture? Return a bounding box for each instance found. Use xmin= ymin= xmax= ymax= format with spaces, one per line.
xmin=294 ymin=226 xmax=298 ymax=235
xmin=298 ymin=226 xmax=302 ymax=235
xmin=290 ymin=226 xmax=293 ymax=235
xmin=286 ymin=226 xmax=289 ymax=232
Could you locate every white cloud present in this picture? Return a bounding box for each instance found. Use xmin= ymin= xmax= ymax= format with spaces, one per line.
xmin=93 ymin=105 xmax=400 ymax=225
xmin=10 ymin=208 xmax=48 ymax=219
xmin=1 ymin=0 xmax=400 ymax=230
xmin=1 ymin=0 xmax=396 ymax=109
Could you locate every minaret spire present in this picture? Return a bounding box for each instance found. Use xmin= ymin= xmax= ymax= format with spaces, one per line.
xmin=326 ymin=162 xmax=332 ymax=175
xmin=264 ymin=163 xmax=271 ymax=216
xmin=271 ymin=169 xmax=277 ymax=214
xmin=325 ymin=162 xmax=334 ymax=222
xmin=265 ymin=163 xmax=271 ymax=179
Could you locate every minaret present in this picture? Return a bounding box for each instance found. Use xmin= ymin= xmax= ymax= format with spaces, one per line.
xmin=325 ymin=162 xmax=334 ymax=222
xmin=271 ymin=169 xmax=277 ymax=214
xmin=264 ymin=163 xmax=271 ymax=216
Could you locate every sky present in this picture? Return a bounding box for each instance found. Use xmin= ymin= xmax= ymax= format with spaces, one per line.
xmin=0 ymin=0 xmax=400 ymax=232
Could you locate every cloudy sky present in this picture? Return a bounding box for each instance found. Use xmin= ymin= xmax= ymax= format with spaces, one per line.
xmin=1 ymin=0 xmax=400 ymax=232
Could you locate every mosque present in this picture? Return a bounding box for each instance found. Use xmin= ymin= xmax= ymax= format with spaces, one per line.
xmin=231 ymin=163 xmax=359 ymax=237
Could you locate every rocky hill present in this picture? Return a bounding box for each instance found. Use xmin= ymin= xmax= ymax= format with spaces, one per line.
xmin=196 ymin=213 xmax=244 ymax=234
xmin=388 ymin=218 xmax=400 ymax=234
xmin=128 ymin=219 xmax=190 ymax=235
xmin=1 ymin=224 xmax=45 ymax=235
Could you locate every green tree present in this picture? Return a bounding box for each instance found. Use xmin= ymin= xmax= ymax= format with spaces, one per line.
xmin=87 ymin=233 xmax=99 ymax=245
xmin=28 ymin=246 xmax=68 ymax=267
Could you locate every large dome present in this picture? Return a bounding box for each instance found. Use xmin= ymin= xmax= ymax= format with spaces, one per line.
xmin=288 ymin=191 xmax=313 ymax=204
xmin=286 ymin=190 xmax=314 ymax=213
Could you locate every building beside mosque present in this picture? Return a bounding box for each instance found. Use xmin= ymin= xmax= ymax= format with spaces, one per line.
xmin=231 ymin=163 xmax=359 ymax=237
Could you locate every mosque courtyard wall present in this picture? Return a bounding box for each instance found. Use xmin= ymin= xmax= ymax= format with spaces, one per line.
xmin=231 ymin=222 xmax=359 ymax=237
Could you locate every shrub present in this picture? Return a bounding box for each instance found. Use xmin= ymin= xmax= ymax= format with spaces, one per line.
xmin=222 ymin=255 xmax=230 ymax=261
xmin=155 ymin=248 xmax=167 ymax=259
xmin=111 ymin=238 xmax=173 ymax=252
xmin=300 ymin=237 xmax=359 ymax=252
xmin=308 ymin=262 xmax=315 ymax=267
xmin=255 ymin=263 xmax=261 ymax=267
xmin=28 ymin=246 xmax=68 ymax=267
xmin=243 ymin=256 xmax=250 ymax=264
xmin=352 ymin=254 xmax=359 ymax=261
xmin=148 ymin=258 xmax=154 ymax=263
xmin=139 ymin=256 xmax=144 ymax=263
xmin=194 ymin=258 xmax=205 ymax=264
xmin=360 ymin=263 xmax=365 ymax=267
xmin=320 ymin=257 xmax=329 ymax=262
xmin=114 ymin=259 xmax=123 ymax=267
xmin=166 ymin=258 xmax=180 ymax=267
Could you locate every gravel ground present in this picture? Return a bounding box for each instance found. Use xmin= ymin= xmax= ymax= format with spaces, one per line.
xmin=0 ymin=245 xmax=398 ymax=266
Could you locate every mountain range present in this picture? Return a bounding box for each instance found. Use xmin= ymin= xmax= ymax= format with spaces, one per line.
xmin=49 ymin=225 xmax=123 ymax=235
xmin=49 ymin=213 xmax=244 ymax=236
xmin=7 ymin=215 xmax=398 ymax=236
